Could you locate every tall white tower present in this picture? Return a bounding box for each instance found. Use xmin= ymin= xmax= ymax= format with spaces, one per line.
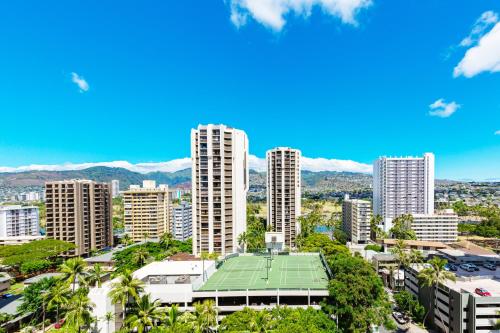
xmin=267 ymin=147 xmax=301 ymax=248
xmin=191 ymin=124 xmax=249 ymax=256
xmin=373 ymin=153 xmax=435 ymax=231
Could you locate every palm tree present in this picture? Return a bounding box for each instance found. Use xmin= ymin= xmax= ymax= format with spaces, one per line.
xmin=87 ymin=263 xmax=104 ymax=288
xmin=192 ymin=300 xmax=217 ymax=333
xmin=418 ymin=257 xmax=456 ymax=332
xmin=59 ymin=257 xmax=88 ymax=292
xmin=409 ymin=249 xmax=424 ymax=265
xmin=164 ymin=305 xmax=180 ymax=333
xmin=237 ymin=232 xmax=248 ymax=253
xmin=370 ymin=214 xmax=385 ymax=240
xmin=200 ymin=252 xmax=218 ymax=282
xmin=125 ymin=294 xmax=164 ymax=333
xmin=249 ymin=309 xmax=272 ymax=333
xmin=133 ymin=246 xmax=150 ymax=267
xmin=108 ymin=270 xmax=145 ymax=321
xmin=160 ymin=232 xmax=174 ymax=249
xmin=64 ymin=289 xmax=95 ymax=333
xmin=47 ymin=281 xmax=71 ymax=322
xmin=103 ymin=311 xmax=115 ymax=333
xmin=390 ymin=239 xmax=407 ymax=290
xmin=121 ymin=233 xmax=132 ymax=246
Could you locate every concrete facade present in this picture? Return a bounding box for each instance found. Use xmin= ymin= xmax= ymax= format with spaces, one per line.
xmin=342 ymin=197 xmax=372 ymax=244
xmin=266 ymin=147 xmax=301 ymax=248
xmin=0 ymin=205 xmax=39 ymax=238
xmin=191 ymin=124 xmax=249 ymax=256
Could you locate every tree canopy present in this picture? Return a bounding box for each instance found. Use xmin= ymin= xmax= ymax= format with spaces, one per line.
xmin=0 ymin=239 xmax=75 ymax=267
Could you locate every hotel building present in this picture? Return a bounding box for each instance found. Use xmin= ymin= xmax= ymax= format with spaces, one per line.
xmin=342 ymin=196 xmax=372 ymax=244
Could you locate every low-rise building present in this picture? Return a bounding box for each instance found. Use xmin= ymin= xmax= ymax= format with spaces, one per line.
xmin=379 ymin=239 xmax=449 ymax=252
xmin=90 ymin=253 xmax=330 ymax=332
xmin=411 ymin=210 xmax=458 ymax=243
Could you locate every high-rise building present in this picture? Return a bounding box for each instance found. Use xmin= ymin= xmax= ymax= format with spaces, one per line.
xmin=191 ymin=124 xmax=249 ymax=256
xmin=123 ymin=180 xmax=170 ymax=242
xmin=342 ymin=196 xmax=372 ymax=244
xmin=111 ymin=180 xmax=120 ymax=198
xmin=266 ymin=147 xmax=301 ymax=248
xmin=170 ymin=202 xmax=192 ymax=241
xmin=0 ymin=205 xmax=40 ymax=237
xmin=45 ymin=180 xmax=113 ymax=256
xmin=373 ymin=153 xmax=435 ymax=231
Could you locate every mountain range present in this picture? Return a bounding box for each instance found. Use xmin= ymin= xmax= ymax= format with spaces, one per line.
xmin=0 ymin=166 xmax=373 ymax=193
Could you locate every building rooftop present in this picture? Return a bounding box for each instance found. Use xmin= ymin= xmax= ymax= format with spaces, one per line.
xmin=134 ymin=260 xmax=212 ymax=281
xmin=381 ymin=239 xmax=449 ymax=248
xmin=198 ymin=254 xmax=329 ymax=291
xmin=444 ymin=277 xmax=500 ymax=298
xmin=24 ymin=272 xmax=63 ymax=284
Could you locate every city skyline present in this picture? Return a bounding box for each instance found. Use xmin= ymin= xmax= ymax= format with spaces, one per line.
xmin=0 ymin=1 xmax=499 ymax=180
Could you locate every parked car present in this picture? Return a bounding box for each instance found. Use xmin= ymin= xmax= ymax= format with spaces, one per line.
xmin=484 ymin=263 xmax=497 ymax=271
xmin=1 ymin=294 xmax=13 ymax=299
xmin=392 ymin=311 xmax=409 ymax=325
xmin=468 ymin=264 xmax=480 ymax=271
xmin=475 ymin=288 xmax=492 ymax=297
xmin=445 ymin=263 xmax=458 ymax=271
xmin=460 ymin=264 xmax=474 ymax=272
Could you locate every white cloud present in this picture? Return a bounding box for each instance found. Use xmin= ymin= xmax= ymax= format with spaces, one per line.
xmin=495 ymin=130 xmax=500 ymax=135
xmin=428 ymin=99 xmax=460 ymax=118
xmin=228 ymin=0 xmax=372 ymax=31
xmin=71 ymin=72 xmax=89 ymax=92
xmin=460 ymin=11 xmax=498 ymax=47
xmin=0 ymin=155 xmax=372 ymax=174
xmin=454 ymin=13 xmax=500 ymax=78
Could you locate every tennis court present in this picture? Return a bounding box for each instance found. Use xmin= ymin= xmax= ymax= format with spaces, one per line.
xmin=198 ymin=254 xmax=329 ymax=291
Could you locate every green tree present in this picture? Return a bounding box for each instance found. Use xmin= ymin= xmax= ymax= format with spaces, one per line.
xmin=160 ymin=232 xmax=174 ymax=249
xmin=390 ymin=239 xmax=408 ymax=290
xmin=103 ymin=311 xmax=115 ymax=333
xmin=47 ymin=281 xmax=71 ymax=322
xmin=0 ymin=239 xmax=75 ymax=268
xmin=18 ymin=277 xmax=58 ymax=318
xmin=237 ymin=231 xmax=248 ymax=253
xmin=126 ymin=294 xmax=164 ymax=333
xmin=370 ymin=215 xmax=387 ymax=240
xmin=64 ymin=289 xmax=95 ymax=333
xmin=20 ymin=259 xmax=51 ymax=275
xmin=108 ymin=270 xmax=145 ymax=321
xmin=192 ymin=300 xmax=217 ymax=333
xmin=121 ymin=233 xmax=132 ymax=246
xmin=390 ymin=214 xmax=417 ymax=240
xmin=394 ymin=290 xmax=425 ymax=324
xmin=299 ymin=233 xmax=349 ymax=257
xmin=164 ymin=305 xmax=181 ymax=333
xmin=323 ymin=253 xmax=393 ymax=332
xmin=87 ymin=263 xmax=104 ymax=288
xmin=133 ymin=246 xmax=151 ymax=267
xmin=59 ymin=257 xmax=88 ymax=292
xmin=200 ymin=252 xmax=218 ymax=282
xmin=418 ymin=257 xmax=456 ymax=332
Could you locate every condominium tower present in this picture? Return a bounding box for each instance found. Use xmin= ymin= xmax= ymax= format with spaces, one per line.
xmin=111 ymin=180 xmax=120 ymax=198
xmin=123 ymin=181 xmax=170 ymax=242
xmin=266 ymin=147 xmax=301 ymax=248
xmin=0 ymin=205 xmax=39 ymax=237
xmin=342 ymin=196 xmax=372 ymax=244
xmin=45 ymin=180 xmax=113 ymax=256
xmin=170 ymin=202 xmax=192 ymax=241
xmin=373 ymin=153 xmax=435 ymax=231
xmin=191 ymin=124 xmax=249 ymax=256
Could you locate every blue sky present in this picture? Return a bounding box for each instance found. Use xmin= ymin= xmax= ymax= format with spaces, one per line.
xmin=0 ymin=0 xmax=499 ymax=180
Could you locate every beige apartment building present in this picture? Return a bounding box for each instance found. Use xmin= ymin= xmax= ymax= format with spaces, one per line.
xmin=267 ymin=147 xmax=301 ymax=248
xmin=342 ymin=196 xmax=372 ymax=244
xmin=123 ymin=181 xmax=170 ymax=242
xmin=45 ymin=180 xmax=113 ymax=256
xmin=191 ymin=124 xmax=249 ymax=256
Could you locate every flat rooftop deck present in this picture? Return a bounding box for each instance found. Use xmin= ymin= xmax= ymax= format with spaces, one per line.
xmin=199 ymin=254 xmax=329 ymax=291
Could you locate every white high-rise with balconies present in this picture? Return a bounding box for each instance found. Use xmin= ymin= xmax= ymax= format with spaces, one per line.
xmin=373 ymin=153 xmax=435 ymax=232
xmin=267 ymin=147 xmax=301 ymax=248
xmin=0 ymin=205 xmax=39 ymax=238
xmin=191 ymin=124 xmax=249 ymax=256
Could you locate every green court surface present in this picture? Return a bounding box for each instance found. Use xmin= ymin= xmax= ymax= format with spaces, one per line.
xmin=198 ymin=254 xmax=329 ymax=291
